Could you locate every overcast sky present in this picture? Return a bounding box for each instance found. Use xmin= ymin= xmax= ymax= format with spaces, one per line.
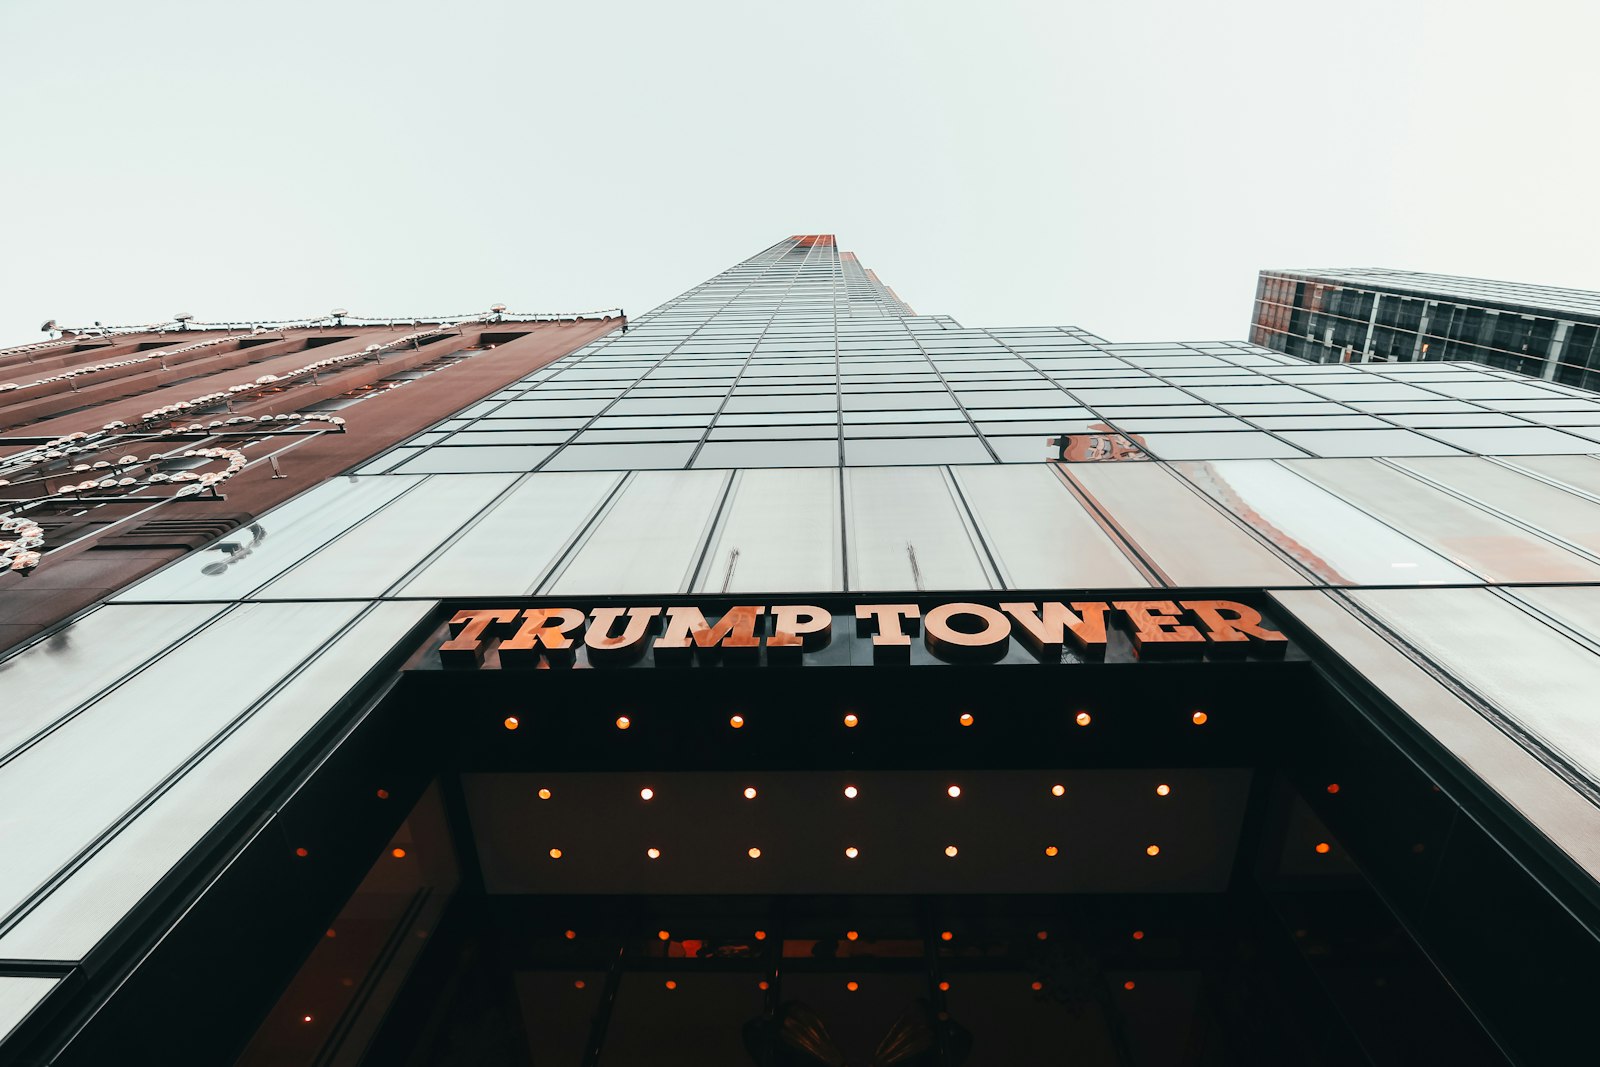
xmin=3 ymin=0 xmax=1597 ymax=347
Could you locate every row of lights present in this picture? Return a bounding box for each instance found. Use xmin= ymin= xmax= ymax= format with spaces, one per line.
xmin=561 ymin=927 xmax=1146 ymax=944
xmin=534 ymin=781 xmax=1178 ymax=801
xmin=541 ymin=843 xmax=1187 ymax=860
xmin=566 ymin=977 xmax=1140 ymax=993
xmin=504 ymin=710 xmax=1214 ymax=732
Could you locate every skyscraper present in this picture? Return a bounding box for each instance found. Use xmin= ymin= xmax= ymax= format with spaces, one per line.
xmin=2 ymin=236 xmax=1598 ymax=1065
xmin=1251 ymin=266 xmax=1600 ymax=386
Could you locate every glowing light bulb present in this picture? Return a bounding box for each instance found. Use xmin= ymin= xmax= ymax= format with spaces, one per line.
xmin=947 ymin=784 xmax=961 ymax=798
xmin=959 ymin=712 xmax=974 ymax=727
xmin=665 ymin=980 xmax=677 ymax=990
xmin=538 ymin=788 xmax=552 ymax=800
xmin=1044 ymin=845 xmax=1059 ymax=857
xmin=1156 ymin=783 xmax=1171 ymax=796
xmin=843 ymin=713 xmax=859 ymax=728
xmin=940 ymin=930 xmax=953 ymax=941
xmin=565 ymin=929 xmax=577 ymax=940
xmin=748 ymin=847 xmax=762 ymax=859
xmin=744 ymin=786 xmax=757 ymax=799
xmin=845 ymin=846 xmax=859 ymax=859
xmin=729 ymin=714 xmax=744 ymax=729
xmin=1145 ymin=845 xmax=1160 ymax=857
xmin=1051 ymin=783 xmax=1065 ymax=797
xmin=844 ymin=785 xmax=858 ymax=798
xmin=549 ymin=848 xmax=563 ymax=859
xmin=846 ymin=981 xmax=859 ymax=992
xmin=615 ymin=715 xmax=631 ymax=730
xmin=1191 ymin=711 xmax=1208 ymax=725
xmin=503 ymin=716 xmax=519 ymax=730
xmin=1123 ymin=980 xmax=1136 ymax=991
xmin=647 ymin=847 xmax=660 ymax=859
xmin=1075 ymin=711 xmax=1091 ymax=727
xmin=846 ymin=930 xmax=859 ymax=941
xmin=640 ymin=787 xmax=654 ymax=801
xmin=391 ymin=848 xmax=406 ymax=859
xmin=944 ymin=845 xmax=958 ymax=858
xmin=658 ymin=930 xmax=670 ymax=941
xmin=1315 ymin=842 xmax=1331 ymax=854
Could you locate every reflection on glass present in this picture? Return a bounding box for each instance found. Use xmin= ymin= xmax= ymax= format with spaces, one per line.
xmin=1052 ymin=424 xmax=1148 ymax=462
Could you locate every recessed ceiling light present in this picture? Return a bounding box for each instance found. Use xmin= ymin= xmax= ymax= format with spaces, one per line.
xmin=844 ymin=785 xmax=859 ymax=798
xmin=744 ymin=786 xmax=758 ymax=799
xmin=640 ymin=787 xmax=654 ymax=801
xmin=946 ymin=785 xmax=961 ymax=798
xmin=1156 ymin=784 xmax=1171 ymax=796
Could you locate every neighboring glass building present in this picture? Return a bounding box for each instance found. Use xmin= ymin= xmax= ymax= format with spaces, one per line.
xmin=3 ymin=237 xmax=1600 ymax=1065
xmin=1252 ymin=266 xmax=1600 ymax=388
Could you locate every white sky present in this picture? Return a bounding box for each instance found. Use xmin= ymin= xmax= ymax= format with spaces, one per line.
xmin=3 ymin=0 xmax=1597 ymax=347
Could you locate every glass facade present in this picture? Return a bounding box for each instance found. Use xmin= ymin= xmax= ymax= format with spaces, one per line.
xmin=1252 ymin=267 xmax=1600 ymax=389
xmin=2 ymin=237 xmax=1599 ymax=1065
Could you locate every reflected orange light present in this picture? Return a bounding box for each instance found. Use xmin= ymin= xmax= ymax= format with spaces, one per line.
xmin=538 ymin=788 xmax=552 ymax=800
xmin=844 ymin=785 xmax=859 ymax=799
xmin=938 ymin=981 xmax=950 ymax=991
xmin=646 ymin=848 xmax=660 ymax=859
xmin=846 ymin=981 xmax=859 ymax=992
xmin=565 ymin=930 xmax=577 ymax=940
xmin=754 ymin=930 xmax=767 ymax=941
xmin=1145 ymin=845 xmax=1160 ymax=857
xmin=1030 ymin=981 xmax=1043 ymax=991
xmin=325 ymin=929 xmax=336 ymax=938
xmin=1051 ymin=783 xmax=1065 ymax=797
xmin=845 ymin=846 xmax=859 ymax=859
xmin=640 ymin=787 xmax=654 ymax=801
xmin=1315 ymin=842 xmax=1331 ymax=854
xmin=729 ymin=714 xmax=745 ymax=729
xmin=744 ymin=787 xmax=758 ymax=799
xmin=1124 ymin=980 xmax=1136 ymax=991
xmin=959 ymin=713 xmax=974 ymax=727
xmin=1156 ymin=784 xmax=1171 ymax=797
xmin=759 ymin=980 xmax=769 ymax=990
xmin=940 ymin=931 xmax=953 ymax=942
xmin=1327 ymin=783 xmax=1341 ymax=794
xmin=1132 ymin=930 xmax=1144 ymax=940
xmin=665 ymin=980 xmax=677 ymax=990
xmin=1192 ymin=711 xmax=1208 ymax=725
xmin=391 ymin=848 xmax=406 ymax=859
xmin=748 ymin=847 xmax=762 ymax=859
xmin=947 ymin=785 xmax=961 ymax=798
xmin=1036 ymin=931 xmax=1048 ymax=941
xmin=574 ymin=980 xmax=585 ymax=989
xmin=658 ymin=930 xmax=670 ymax=941
xmin=1044 ymin=845 xmax=1059 ymax=857
xmin=295 ymin=847 xmax=308 ymax=858
xmin=944 ymin=845 xmax=958 ymax=858
xmin=1075 ymin=712 xmax=1091 ymax=727
xmin=375 ymin=789 xmax=389 ymax=800
xmin=846 ymin=930 xmax=859 ymax=941
xmin=843 ymin=713 xmax=859 ymax=728
xmin=548 ymin=848 xmax=563 ymax=859
xmin=615 ymin=716 xmax=631 ymax=730
xmin=301 ymin=1014 xmax=313 ymax=1023
xmin=503 ymin=716 xmax=519 ymax=731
